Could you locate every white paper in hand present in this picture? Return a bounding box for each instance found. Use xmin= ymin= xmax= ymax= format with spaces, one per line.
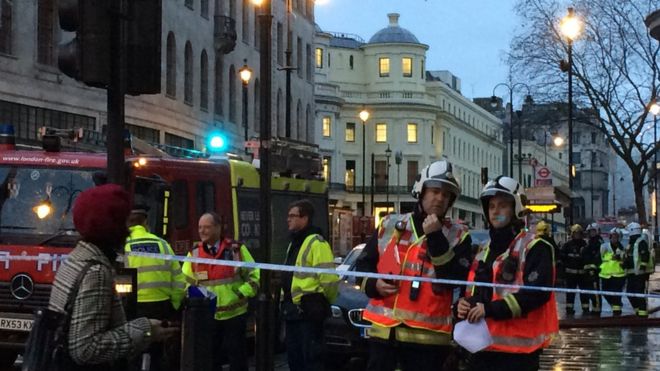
xmin=453 ymin=319 xmax=493 ymax=353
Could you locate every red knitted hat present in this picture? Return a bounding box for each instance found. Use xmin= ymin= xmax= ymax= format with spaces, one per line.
xmin=73 ymin=184 xmax=131 ymax=241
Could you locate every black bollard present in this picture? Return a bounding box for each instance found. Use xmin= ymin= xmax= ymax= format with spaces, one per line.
xmin=180 ymin=297 xmax=214 ymax=371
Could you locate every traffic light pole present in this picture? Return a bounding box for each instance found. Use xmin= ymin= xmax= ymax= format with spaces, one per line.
xmin=256 ymin=1 xmax=274 ymax=370
xmin=107 ymin=0 xmax=127 ymax=185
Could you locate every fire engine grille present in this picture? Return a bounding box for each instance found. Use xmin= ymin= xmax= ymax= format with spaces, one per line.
xmin=0 ymin=282 xmax=52 ymax=313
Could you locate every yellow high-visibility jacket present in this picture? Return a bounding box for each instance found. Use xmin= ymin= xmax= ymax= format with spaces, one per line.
xmin=182 ymin=240 xmax=260 ymax=320
xmin=124 ymin=225 xmax=186 ymax=309
xmin=288 ymin=234 xmax=339 ymax=305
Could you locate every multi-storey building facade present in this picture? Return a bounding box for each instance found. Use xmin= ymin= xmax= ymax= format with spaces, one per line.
xmin=0 ymin=0 xmax=316 ymax=152
xmin=315 ymin=13 xmax=505 ymax=239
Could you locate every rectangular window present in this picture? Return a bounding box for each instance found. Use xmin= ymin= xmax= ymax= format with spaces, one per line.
xmin=37 ymin=0 xmax=56 ymax=65
xmin=407 ymin=161 xmax=418 ymax=188
xmin=201 ymin=0 xmax=209 ymax=18
xmin=402 ymin=57 xmax=412 ymax=77
xmin=591 ymin=132 xmax=597 ymax=144
xmin=277 ymin=23 xmax=283 ymax=66
xmin=165 ymin=133 xmax=194 ymax=149
xmin=172 ymin=180 xmax=189 ymax=229
xmin=315 ymin=48 xmax=323 ymax=68
xmin=345 ymin=122 xmax=355 ymax=142
xmin=323 ymin=156 xmax=331 ymax=183
xmin=345 ymin=160 xmax=356 ymax=191
xmin=0 ymin=0 xmax=12 ymax=54
xmin=185 ymin=0 xmax=193 ymax=9
xmin=375 ymin=160 xmax=387 ymax=189
xmin=195 ymin=181 xmax=215 ymax=221
xmin=421 ymin=59 xmax=425 ymax=79
xmin=379 ymin=57 xmax=390 ymax=77
xmin=407 ymin=123 xmax=417 ymax=143
xmin=297 ymin=36 xmax=303 ymax=77
xmin=306 ymin=43 xmax=312 ymax=81
xmin=322 ymin=116 xmax=331 ymax=137
xmin=375 ymin=123 xmax=387 ymax=143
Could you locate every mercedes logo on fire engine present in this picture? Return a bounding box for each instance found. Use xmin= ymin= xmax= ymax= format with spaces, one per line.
xmin=10 ymin=274 xmax=34 ymax=300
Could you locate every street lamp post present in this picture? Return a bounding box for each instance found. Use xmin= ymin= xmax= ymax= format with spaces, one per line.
xmin=651 ymin=101 xmax=659 ymax=241
xmin=385 ymin=144 xmax=392 ymax=211
xmin=239 ymin=60 xmax=252 ymax=153
xmin=395 ymin=150 xmax=402 ymax=213
xmin=491 ymin=84 xmax=533 ymax=180
xmin=560 ymin=6 xmax=581 ymax=226
xmin=359 ymin=108 xmax=370 ymax=216
xmin=252 ymin=0 xmax=273 ymax=370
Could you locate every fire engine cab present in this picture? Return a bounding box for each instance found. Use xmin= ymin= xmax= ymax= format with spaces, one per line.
xmin=0 ymin=124 xmax=328 ymax=366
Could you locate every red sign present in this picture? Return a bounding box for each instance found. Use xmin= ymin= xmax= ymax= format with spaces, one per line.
xmin=537 ymin=166 xmax=551 ymax=178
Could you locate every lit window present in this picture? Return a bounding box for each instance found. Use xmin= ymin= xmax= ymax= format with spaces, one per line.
xmin=402 ymin=57 xmax=412 ymax=77
xmin=407 ymin=123 xmax=417 ymax=143
xmin=315 ymin=47 xmax=323 ymax=68
xmin=322 ymin=116 xmax=331 ymax=137
xmin=376 ymin=123 xmax=387 ymax=143
xmin=379 ymin=57 xmax=390 ymax=77
xmin=322 ymin=157 xmax=331 ymax=182
xmin=345 ymin=122 xmax=355 ymax=142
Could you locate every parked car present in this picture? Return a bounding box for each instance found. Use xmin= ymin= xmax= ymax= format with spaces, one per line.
xmin=323 ymin=244 xmax=370 ymax=368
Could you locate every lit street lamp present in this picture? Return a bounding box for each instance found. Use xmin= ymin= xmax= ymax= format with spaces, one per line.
xmin=385 ymin=144 xmax=392 ymax=211
xmin=560 ymin=6 xmax=582 ymax=226
xmin=239 ymin=60 xmax=253 ymax=151
xmin=359 ymin=108 xmax=370 ymax=216
xmin=490 ymin=84 xmax=533 ymax=180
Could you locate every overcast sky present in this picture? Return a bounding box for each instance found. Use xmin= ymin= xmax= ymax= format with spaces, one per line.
xmin=315 ymin=0 xmax=519 ymax=99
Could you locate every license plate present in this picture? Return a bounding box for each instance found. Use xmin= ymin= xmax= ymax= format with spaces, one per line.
xmin=0 ymin=317 xmax=33 ymax=332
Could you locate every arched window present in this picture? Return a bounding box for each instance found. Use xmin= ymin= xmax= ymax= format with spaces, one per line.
xmin=229 ymin=65 xmax=236 ymax=122
xmin=296 ymin=100 xmax=302 ymax=140
xmin=200 ymin=50 xmax=208 ymax=110
xmin=253 ymin=79 xmax=260 ymax=132
xmin=166 ymin=33 xmax=176 ymax=97
xmin=276 ymin=89 xmax=283 ymax=136
xmin=214 ymin=56 xmax=224 ymax=116
xmin=184 ymin=41 xmax=193 ymax=104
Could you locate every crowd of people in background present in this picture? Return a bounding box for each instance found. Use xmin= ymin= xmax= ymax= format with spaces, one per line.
xmin=558 ymin=221 xmax=655 ymax=318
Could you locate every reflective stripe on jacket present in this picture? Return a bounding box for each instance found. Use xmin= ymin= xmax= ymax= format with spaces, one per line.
xmin=124 ymin=225 xmax=186 ymax=309
xmin=627 ymin=236 xmax=655 ymax=275
xmin=288 ymin=234 xmax=339 ymax=305
xmin=363 ymin=213 xmax=468 ymax=345
xmin=182 ymin=239 xmax=260 ymax=320
xmin=466 ymin=231 xmax=559 ymax=354
xmin=599 ymin=242 xmax=625 ymax=279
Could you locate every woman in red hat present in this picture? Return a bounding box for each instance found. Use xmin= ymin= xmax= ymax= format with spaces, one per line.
xmin=48 ymin=184 xmax=178 ymax=370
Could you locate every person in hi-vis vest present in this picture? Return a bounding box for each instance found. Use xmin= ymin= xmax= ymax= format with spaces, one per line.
xmin=457 ymin=176 xmax=558 ymax=371
xmin=281 ymin=199 xmax=338 ymax=371
xmin=356 ymin=160 xmax=472 ymax=371
xmin=181 ymin=212 xmax=259 ymax=371
xmin=124 ymin=205 xmax=186 ymax=371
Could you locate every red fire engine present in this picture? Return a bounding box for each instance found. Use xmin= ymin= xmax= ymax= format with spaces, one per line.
xmin=0 ymin=124 xmax=328 ymax=365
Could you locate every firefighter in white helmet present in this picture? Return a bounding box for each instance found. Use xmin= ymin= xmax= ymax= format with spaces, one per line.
xmin=457 ymin=176 xmax=558 ymax=370
xmin=356 ymin=159 xmax=473 ymax=370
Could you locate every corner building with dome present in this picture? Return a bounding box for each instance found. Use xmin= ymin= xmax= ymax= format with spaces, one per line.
xmin=314 ymin=13 xmax=505 ymax=253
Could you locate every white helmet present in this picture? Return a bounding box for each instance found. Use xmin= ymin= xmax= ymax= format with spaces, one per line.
xmin=411 ymin=160 xmax=461 ymax=204
xmin=480 ymin=176 xmax=529 ymax=222
xmin=626 ymin=222 xmax=642 ymax=236
xmin=586 ymin=223 xmax=600 ymax=233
